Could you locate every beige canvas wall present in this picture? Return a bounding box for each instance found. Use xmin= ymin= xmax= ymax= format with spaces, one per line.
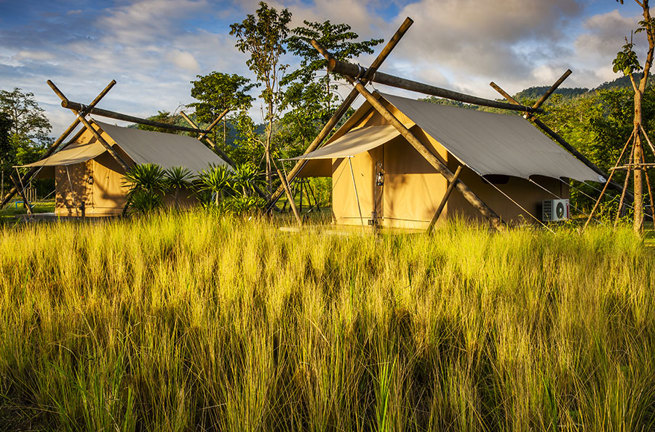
xmin=55 ymin=162 xmax=90 ymax=217
xmin=329 ymin=98 xmax=571 ymax=229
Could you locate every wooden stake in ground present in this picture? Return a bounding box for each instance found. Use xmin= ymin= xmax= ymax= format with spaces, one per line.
xmin=265 ymin=17 xmax=415 ymax=211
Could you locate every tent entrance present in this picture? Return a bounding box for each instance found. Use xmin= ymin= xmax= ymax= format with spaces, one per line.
xmin=371 ymin=146 xmax=384 ymax=226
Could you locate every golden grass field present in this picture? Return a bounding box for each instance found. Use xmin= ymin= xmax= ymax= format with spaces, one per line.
xmin=1 ymin=211 xmax=654 ymax=431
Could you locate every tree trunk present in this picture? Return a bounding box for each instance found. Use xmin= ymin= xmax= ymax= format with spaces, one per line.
xmin=266 ymin=99 xmax=273 ymax=195
xmin=634 ymin=90 xmax=644 ymax=233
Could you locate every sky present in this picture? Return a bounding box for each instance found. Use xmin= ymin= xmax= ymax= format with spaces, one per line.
xmin=0 ymin=0 xmax=649 ymax=135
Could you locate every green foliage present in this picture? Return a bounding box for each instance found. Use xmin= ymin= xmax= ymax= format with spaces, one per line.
xmin=229 ymin=2 xmax=291 ymax=109
xmin=189 ymin=72 xmax=257 ymax=149
xmin=134 ymin=111 xmax=187 ymax=134
xmin=613 ymin=36 xmax=642 ymax=78
xmin=197 ymin=164 xmax=232 ymax=207
xmin=513 ymin=86 xmax=589 ymax=101
xmin=122 ymin=163 xmax=168 ymax=215
xmin=1 ymin=214 xmax=655 ymax=430
xmin=0 ymin=113 xmax=13 ymax=177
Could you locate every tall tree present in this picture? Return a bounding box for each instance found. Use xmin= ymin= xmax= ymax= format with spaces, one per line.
xmin=0 ymin=88 xmax=52 ymax=198
xmin=0 ymin=113 xmax=12 ymax=199
xmin=189 ymin=72 xmax=256 ymax=150
xmin=230 ymin=2 xmax=292 ymax=194
xmin=279 ymin=21 xmax=383 ymax=157
xmin=613 ymin=0 xmax=655 ymax=232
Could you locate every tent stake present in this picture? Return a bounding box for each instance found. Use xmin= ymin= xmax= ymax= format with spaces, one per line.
xmin=265 ymin=17 xmax=414 ymax=211
xmin=348 ymin=157 xmax=365 ymax=228
xmin=427 ymin=165 xmax=462 ymax=233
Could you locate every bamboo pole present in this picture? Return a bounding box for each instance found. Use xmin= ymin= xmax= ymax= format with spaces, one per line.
xmin=198 ymin=108 xmax=230 ymax=141
xmin=265 ymin=17 xmax=415 ymax=211
xmin=329 ymin=59 xmax=541 ymax=114
xmin=427 ymin=165 xmax=462 ymax=233
xmin=48 ymin=81 xmax=131 ymax=171
xmin=530 ymin=69 xmax=572 ymax=113
xmin=614 ymin=147 xmax=634 ymax=228
xmin=61 ymin=100 xmax=211 ymax=134
xmin=1 ymin=80 xmax=116 ymax=209
xmin=276 ymin=168 xmax=302 ymax=227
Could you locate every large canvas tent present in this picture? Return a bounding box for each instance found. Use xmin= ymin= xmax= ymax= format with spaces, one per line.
xmin=294 ymin=92 xmax=601 ymax=229
xmin=21 ymin=119 xmax=228 ymax=217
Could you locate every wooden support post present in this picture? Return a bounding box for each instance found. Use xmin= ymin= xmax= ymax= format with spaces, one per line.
xmin=60 ymin=100 xmax=211 ymax=134
xmin=350 ymin=82 xmax=505 ymax=231
xmin=1 ymin=80 xmax=116 ymax=209
xmin=265 ymin=17 xmax=415 ymax=211
xmin=10 ymin=174 xmax=32 ymax=216
xmin=276 ymin=168 xmax=302 ymax=227
xmin=614 ymin=146 xmax=634 ymax=228
xmin=48 ymin=81 xmax=131 ymax=171
xmin=329 ymin=60 xmax=541 ymax=114
xmin=530 ymin=69 xmax=572 ymax=114
xmin=427 ymin=165 xmax=462 ymax=233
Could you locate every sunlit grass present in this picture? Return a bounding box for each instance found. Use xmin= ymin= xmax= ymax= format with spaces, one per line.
xmin=1 ymin=211 xmax=654 ymax=431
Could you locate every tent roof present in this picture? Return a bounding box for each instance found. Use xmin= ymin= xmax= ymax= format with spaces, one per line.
xmin=95 ymin=120 xmax=227 ymax=173
xmin=18 ymin=140 xmax=106 ymax=168
xmin=380 ymin=93 xmax=602 ymax=182
xmin=291 ymin=125 xmax=400 ymax=160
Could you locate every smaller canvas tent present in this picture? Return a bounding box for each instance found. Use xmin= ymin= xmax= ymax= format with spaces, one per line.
xmin=295 ymin=92 xmax=602 ymax=229
xmin=21 ymin=119 xmax=228 ymax=216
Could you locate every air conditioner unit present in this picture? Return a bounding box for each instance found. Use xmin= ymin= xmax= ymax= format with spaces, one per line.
xmin=542 ymin=199 xmax=569 ymax=222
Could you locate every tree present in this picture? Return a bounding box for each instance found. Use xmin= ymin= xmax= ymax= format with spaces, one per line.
xmin=0 ymin=88 xmax=52 ymax=201
xmin=613 ymin=0 xmax=655 ymax=232
xmin=284 ymin=20 xmax=382 ymax=111
xmin=189 ymin=72 xmax=256 ymax=151
xmin=230 ymin=2 xmax=292 ymax=194
xmin=0 ymin=113 xmax=12 ymax=198
xmin=136 ymin=111 xmax=186 ymax=134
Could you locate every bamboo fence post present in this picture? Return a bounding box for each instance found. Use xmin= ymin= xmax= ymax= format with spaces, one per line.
xmin=427 ymin=165 xmax=462 ymax=233
xmin=265 ymin=17 xmax=414 ymax=210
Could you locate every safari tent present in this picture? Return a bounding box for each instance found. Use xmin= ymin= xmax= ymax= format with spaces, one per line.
xmin=295 ymin=92 xmax=602 ymax=229
xmin=21 ymin=119 xmax=228 ymax=217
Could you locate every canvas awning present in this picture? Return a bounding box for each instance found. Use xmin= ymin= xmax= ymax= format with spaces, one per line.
xmin=17 ymin=140 xmax=107 ymax=168
xmin=291 ymin=125 xmax=401 ymax=160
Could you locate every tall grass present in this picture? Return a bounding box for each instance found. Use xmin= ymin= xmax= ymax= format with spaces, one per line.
xmin=1 ymin=211 xmax=654 ymax=431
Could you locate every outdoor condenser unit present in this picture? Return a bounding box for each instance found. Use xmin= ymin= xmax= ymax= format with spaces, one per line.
xmin=542 ymin=199 xmax=570 ymax=222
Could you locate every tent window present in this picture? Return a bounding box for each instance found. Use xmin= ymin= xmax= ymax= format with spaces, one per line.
xmin=484 ymin=174 xmax=510 ymax=185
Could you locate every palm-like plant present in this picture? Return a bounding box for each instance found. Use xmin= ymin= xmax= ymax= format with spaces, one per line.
xmin=165 ymin=166 xmax=194 ymax=209
xmin=231 ymin=164 xmax=259 ymax=196
xmin=122 ymin=163 xmax=167 ymax=215
xmin=198 ymin=164 xmax=231 ymax=207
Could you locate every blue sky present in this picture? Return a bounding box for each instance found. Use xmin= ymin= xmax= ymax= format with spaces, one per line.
xmin=0 ymin=0 xmax=648 ymax=134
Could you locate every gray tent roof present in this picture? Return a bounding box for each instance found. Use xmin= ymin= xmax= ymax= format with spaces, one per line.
xmin=95 ymin=120 xmax=227 ymax=173
xmin=380 ymin=93 xmax=602 ymax=182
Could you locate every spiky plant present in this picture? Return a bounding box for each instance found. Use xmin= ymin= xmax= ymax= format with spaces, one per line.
xmin=122 ymin=163 xmax=167 ymax=215
xmin=230 ymin=164 xmax=260 ymax=196
xmin=165 ymin=166 xmax=194 ymax=209
xmin=198 ymin=164 xmax=232 ymax=207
